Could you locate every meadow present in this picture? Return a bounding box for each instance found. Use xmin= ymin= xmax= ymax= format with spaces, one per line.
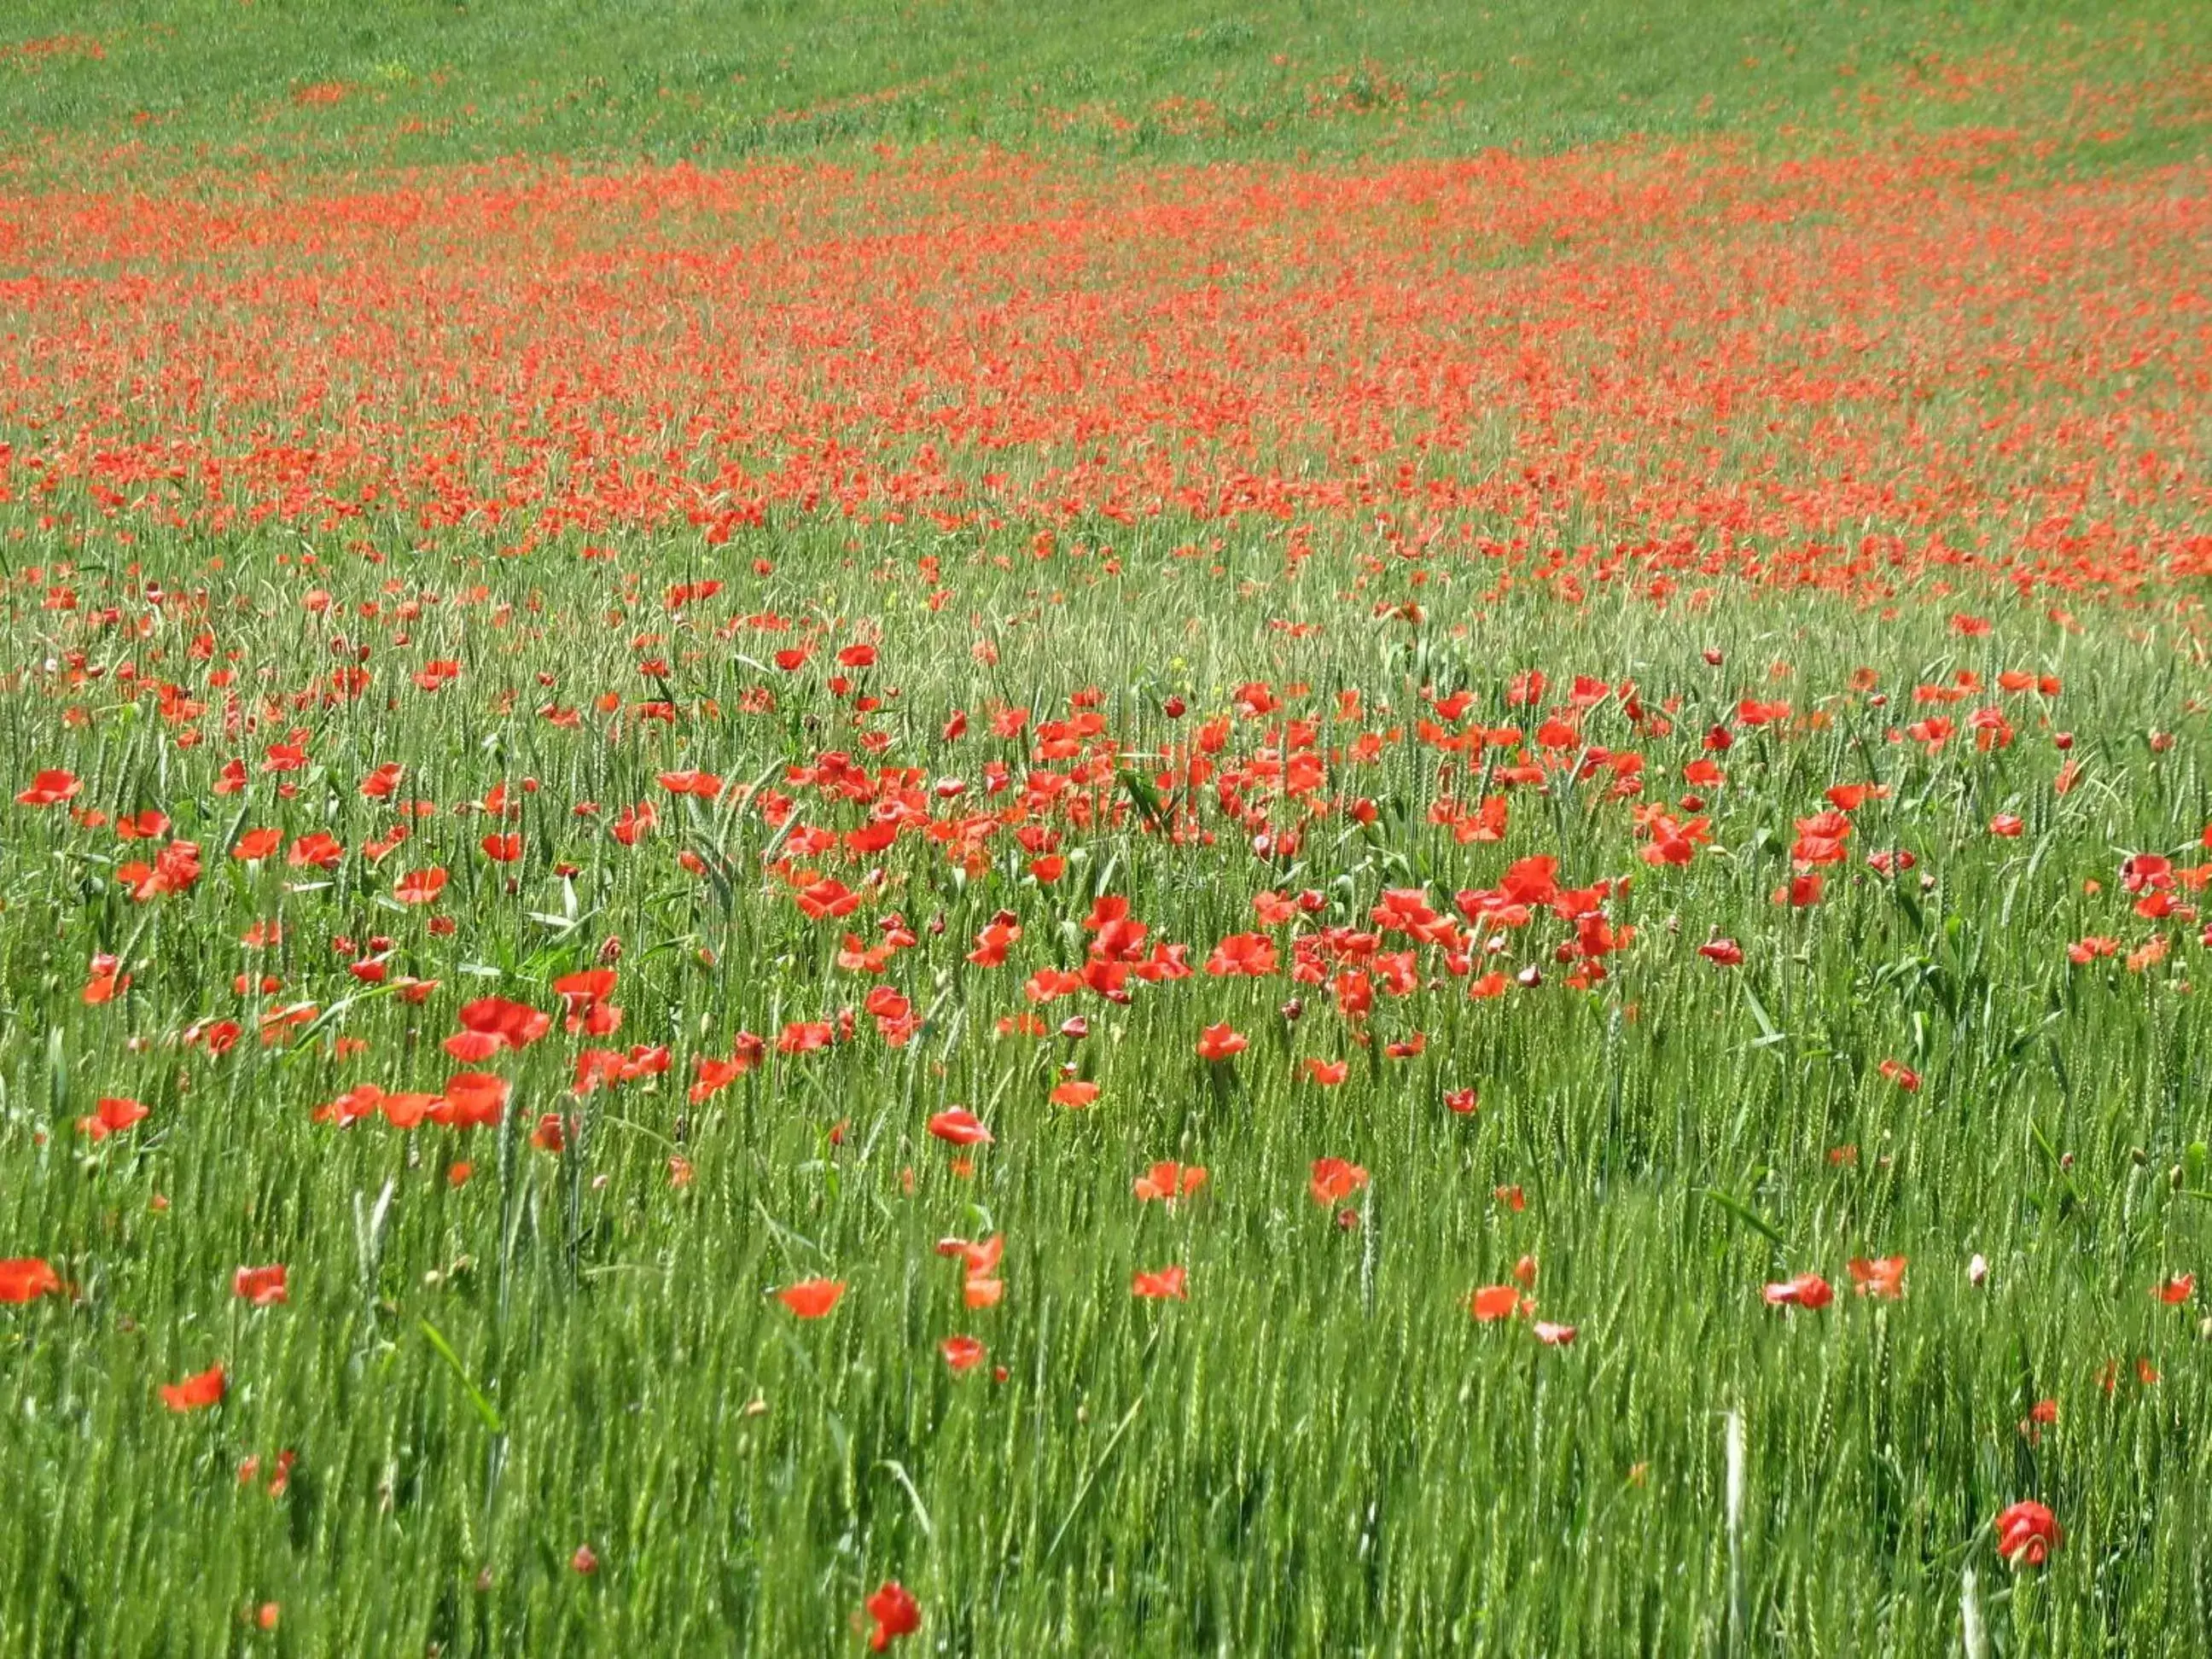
xmin=1 ymin=2 xmax=2209 ymax=1653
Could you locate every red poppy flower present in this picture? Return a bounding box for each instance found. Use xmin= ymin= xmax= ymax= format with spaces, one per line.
xmin=160 ymin=1364 xmax=228 ymax=1412
xmin=940 ymin=1335 xmax=987 ymax=1373
xmin=381 ymin=1091 xmax=440 ymax=1130
xmin=1308 ymin=1158 xmax=1369 ymax=1205
xmin=553 ymin=968 xmax=617 ymax=1015
xmin=795 ymin=876 xmax=863 ymax=920
xmin=926 ymin=1108 xmax=992 ymax=1146
xmin=288 ymin=831 xmax=344 ymax=869
xmin=1774 ymin=873 xmax=1824 ymax=907
xmin=233 ymin=1265 xmax=288 ymax=1307
xmin=1697 ymin=939 xmax=1743 ymax=966
xmin=1049 ymin=1080 xmax=1099 ymax=1109
xmin=1532 ymin=1321 xmax=1578 ymax=1347
xmin=936 ymin=1234 xmax=1004 ymax=1280
xmin=2157 ymin=1272 xmax=2195 ymax=1305
xmin=0 ymin=1258 xmax=63 ymax=1304
xmin=689 ymin=1044 xmax=760 ymax=1103
xmin=1847 ymin=1257 xmax=1907 ymax=1300
xmin=1470 ymin=1285 xmax=1524 ymax=1322
xmin=1763 ymin=1273 xmax=1834 ymax=1311
xmin=441 ymin=1030 xmax=501 ymax=1062
xmin=1132 ymin=1266 xmax=1188 ymax=1301
xmin=1994 ymin=1500 xmax=2061 ymax=1567
xmin=83 ymin=955 xmax=130 ymax=1004
xmin=776 ymin=1278 xmax=846 ymax=1318
xmin=1443 ymin=1086 xmax=1479 ymax=1115
xmin=1204 ymin=932 xmax=1279 ymax=977
xmin=433 ymin=1073 xmax=510 ymax=1129
xmin=1195 ymin=1023 xmax=1247 ymax=1062
xmin=78 ymin=1096 xmax=148 ymax=1141
xmin=864 ymin=1580 xmax=919 ymax=1650
xmin=1303 ymin=1058 xmax=1349 ymax=1086
xmin=657 ymin=769 xmax=724 ymax=799
xmin=455 ymin=996 xmax=551 ymax=1053
xmin=393 ymin=868 xmax=448 ymax=905
xmin=1133 ymin=1162 xmax=1207 ymax=1202
xmin=15 ymin=769 xmax=80 ymax=807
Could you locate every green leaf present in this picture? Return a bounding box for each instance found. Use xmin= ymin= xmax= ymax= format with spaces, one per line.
xmin=420 ymin=1317 xmax=505 ymax=1435
xmin=1702 ymin=1187 xmax=1785 ymax=1246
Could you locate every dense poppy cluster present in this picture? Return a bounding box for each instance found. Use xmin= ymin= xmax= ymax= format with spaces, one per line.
xmin=0 ymin=114 xmax=2203 ymax=604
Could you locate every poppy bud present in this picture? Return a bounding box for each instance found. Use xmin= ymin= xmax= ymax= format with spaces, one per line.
xmin=928 ymin=911 xmax=947 ymax=937
xmin=1280 ymin=998 xmax=1303 ymax=1022
xmin=1516 ymin=964 xmax=1543 ymax=989
xmin=2054 ymin=731 xmax=2073 ymax=750
xmin=1163 ymin=696 xmax=1185 ymax=719
xmin=1059 ymin=1016 xmax=1089 ymax=1039
xmin=598 ymin=935 xmax=623 ymax=963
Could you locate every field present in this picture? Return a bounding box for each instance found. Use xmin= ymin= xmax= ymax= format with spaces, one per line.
xmin=2 ymin=1 xmax=2209 ymax=1652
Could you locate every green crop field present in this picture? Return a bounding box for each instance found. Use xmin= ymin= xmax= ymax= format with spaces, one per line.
xmin=3 ymin=0 xmax=2206 ymax=174
xmin=0 ymin=2 xmax=2208 ymax=1654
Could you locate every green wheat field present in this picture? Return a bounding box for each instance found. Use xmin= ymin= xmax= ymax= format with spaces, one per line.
xmin=1 ymin=1 xmax=2209 ymax=1652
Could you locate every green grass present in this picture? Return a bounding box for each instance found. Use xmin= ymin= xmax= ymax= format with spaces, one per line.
xmin=1 ymin=2 xmax=2209 ymax=1654
xmin=1 ymin=0 xmax=2205 ymax=178
xmin=1 ymin=535 xmax=2208 ymax=1653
